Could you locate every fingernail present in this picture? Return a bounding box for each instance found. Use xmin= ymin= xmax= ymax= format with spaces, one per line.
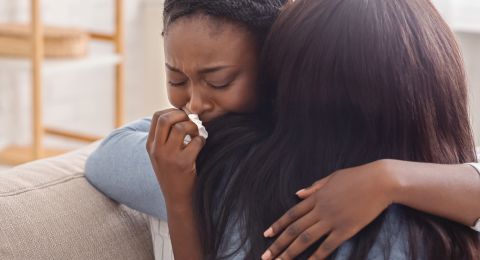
xmin=261 ymin=250 xmax=272 ymax=260
xmin=296 ymin=189 xmax=306 ymax=195
xmin=263 ymin=227 xmax=274 ymax=237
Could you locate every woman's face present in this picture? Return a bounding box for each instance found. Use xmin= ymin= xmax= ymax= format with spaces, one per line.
xmin=164 ymin=16 xmax=260 ymax=123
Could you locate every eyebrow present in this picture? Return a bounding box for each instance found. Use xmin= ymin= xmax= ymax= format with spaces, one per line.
xmin=165 ymin=63 xmax=232 ymax=74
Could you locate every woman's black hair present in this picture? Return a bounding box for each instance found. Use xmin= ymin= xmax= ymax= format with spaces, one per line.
xmin=163 ymin=0 xmax=287 ymax=44
xmin=197 ymin=0 xmax=479 ymax=259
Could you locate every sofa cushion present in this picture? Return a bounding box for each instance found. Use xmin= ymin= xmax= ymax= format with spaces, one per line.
xmin=0 ymin=144 xmax=154 ymax=260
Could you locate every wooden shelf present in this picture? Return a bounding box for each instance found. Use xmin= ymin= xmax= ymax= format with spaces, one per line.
xmin=0 ymin=53 xmax=122 ymax=75
xmin=0 ymin=145 xmax=68 ymax=165
xmin=0 ymin=0 xmax=124 ymax=166
xmin=44 ymin=127 xmax=102 ymax=143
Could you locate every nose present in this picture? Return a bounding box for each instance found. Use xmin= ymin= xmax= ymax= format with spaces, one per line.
xmin=185 ymin=86 xmax=213 ymax=116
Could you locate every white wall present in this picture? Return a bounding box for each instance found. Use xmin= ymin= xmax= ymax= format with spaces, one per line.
xmin=433 ymin=0 xmax=480 ymax=144
xmin=456 ymin=33 xmax=480 ymax=146
xmin=0 ymin=0 xmax=169 ymax=148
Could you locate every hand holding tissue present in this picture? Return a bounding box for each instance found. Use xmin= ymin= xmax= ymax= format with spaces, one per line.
xmin=183 ymin=114 xmax=208 ymax=145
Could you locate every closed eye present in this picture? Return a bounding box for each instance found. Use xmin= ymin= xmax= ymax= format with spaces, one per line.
xmin=168 ymin=81 xmax=187 ymax=87
xmin=208 ymin=82 xmax=231 ymax=89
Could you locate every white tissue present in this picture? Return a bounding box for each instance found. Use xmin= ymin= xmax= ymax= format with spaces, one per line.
xmin=183 ymin=114 xmax=208 ymax=145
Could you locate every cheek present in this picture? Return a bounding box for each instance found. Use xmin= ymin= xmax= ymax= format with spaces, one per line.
xmin=167 ymin=87 xmax=188 ymax=108
xmin=218 ymin=84 xmax=258 ymax=113
xmin=238 ymin=89 xmax=259 ymax=112
xmin=227 ymin=73 xmax=260 ymax=113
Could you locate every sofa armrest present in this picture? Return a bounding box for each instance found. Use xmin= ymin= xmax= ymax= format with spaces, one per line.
xmin=0 ymin=143 xmax=154 ymax=260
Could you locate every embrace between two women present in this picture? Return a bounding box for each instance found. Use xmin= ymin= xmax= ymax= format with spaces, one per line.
xmin=86 ymin=0 xmax=480 ymax=259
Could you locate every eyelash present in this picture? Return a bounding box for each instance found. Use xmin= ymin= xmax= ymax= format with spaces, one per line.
xmin=168 ymin=81 xmax=186 ymax=87
xmin=168 ymin=81 xmax=231 ymax=89
xmin=208 ymin=82 xmax=231 ymax=89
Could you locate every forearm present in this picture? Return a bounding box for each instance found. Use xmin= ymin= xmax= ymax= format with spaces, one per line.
xmin=85 ymin=117 xmax=169 ymax=219
xmin=386 ymin=160 xmax=480 ymax=227
xmin=166 ymin=202 xmax=204 ymax=260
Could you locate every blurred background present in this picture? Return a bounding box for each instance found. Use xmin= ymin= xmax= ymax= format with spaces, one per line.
xmin=0 ymin=0 xmax=478 ymax=169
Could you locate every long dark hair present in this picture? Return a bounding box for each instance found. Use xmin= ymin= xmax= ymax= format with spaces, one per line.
xmin=197 ymin=0 xmax=479 ymax=259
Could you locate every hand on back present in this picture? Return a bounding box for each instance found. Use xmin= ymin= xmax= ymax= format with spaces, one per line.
xmin=262 ymin=160 xmax=396 ymax=260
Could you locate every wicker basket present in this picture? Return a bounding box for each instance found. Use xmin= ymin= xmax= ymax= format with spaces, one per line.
xmin=0 ymin=23 xmax=89 ymax=59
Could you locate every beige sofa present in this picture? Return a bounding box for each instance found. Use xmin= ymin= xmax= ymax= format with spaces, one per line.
xmin=0 ymin=144 xmax=169 ymax=260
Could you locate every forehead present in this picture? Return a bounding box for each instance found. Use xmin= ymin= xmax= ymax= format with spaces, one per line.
xmin=164 ymin=16 xmax=258 ymax=65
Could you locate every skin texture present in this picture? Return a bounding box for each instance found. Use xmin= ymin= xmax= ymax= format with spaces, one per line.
xmin=164 ymin=15 xmax=259 ymax=122
xmin=147 ymin=15 xmax=260 ymax=260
